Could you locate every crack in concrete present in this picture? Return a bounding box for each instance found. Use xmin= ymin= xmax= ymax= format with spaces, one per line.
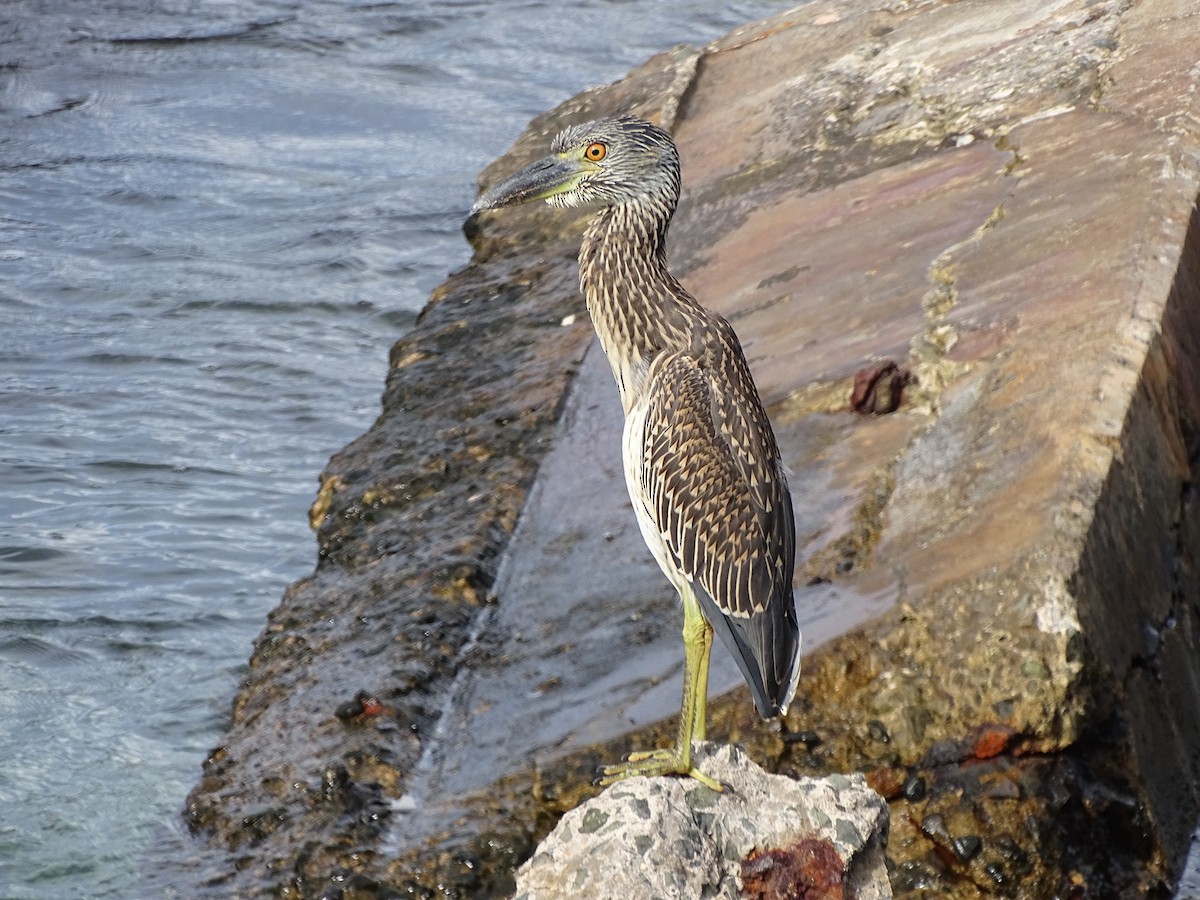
xmin=797 ymin=137 xmax=1025 ymax=587
xmin=905 ymin=189 xmax=1010 ymax=418
xmin=1087 ymin=0 xmax=1135 ymax=111
xmin=657 ymin=45 xmax=704 ymax=132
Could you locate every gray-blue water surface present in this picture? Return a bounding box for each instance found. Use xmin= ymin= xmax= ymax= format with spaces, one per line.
xmin=0 ymin=1 xmax=795 ymax=896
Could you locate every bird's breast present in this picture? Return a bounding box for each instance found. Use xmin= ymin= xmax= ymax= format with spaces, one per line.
xmin=621 ymin=393 xmax=689 ymax=593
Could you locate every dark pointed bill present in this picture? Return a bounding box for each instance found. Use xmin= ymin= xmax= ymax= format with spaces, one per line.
xmin=470 ymin=155 xmax=585 ymax=214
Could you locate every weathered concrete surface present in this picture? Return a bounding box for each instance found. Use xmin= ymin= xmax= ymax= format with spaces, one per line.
xmin=173 ymin=0 xmax=1200 ymax=897
xmin=514 ymin=743 xmax=890 ymax=899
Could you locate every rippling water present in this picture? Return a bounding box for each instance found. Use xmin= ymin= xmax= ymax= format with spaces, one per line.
xmin=0 ymin=1 xmax=794 ymax=895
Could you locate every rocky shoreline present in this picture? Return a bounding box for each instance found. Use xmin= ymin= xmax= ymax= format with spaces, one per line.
xmin=172 ymin=0 xmax=1200 ymax=896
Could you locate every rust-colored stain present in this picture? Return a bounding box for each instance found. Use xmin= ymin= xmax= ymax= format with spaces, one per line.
xmin=334 ymin=690 xmax=387 ymax=723
xmin=850 ymin=360 xmax=913 ymax=415
xmin=864 ymin=763 xmax=905 ymax=800
xmin=967 ymin=722 xmax=1016 ymax=760
xmin=740 ymin=839 xmax=844 ymax=899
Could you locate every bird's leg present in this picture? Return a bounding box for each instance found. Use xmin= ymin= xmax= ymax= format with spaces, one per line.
xmin=599 ymin=587 xmax=722 ymax=791
xmin=692 ymin=615 xmax=713 ymax=742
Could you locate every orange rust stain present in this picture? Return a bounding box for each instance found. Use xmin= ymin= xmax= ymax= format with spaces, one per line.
xmin=741 ymin=838 xmax=844 ymax=900
xmin=968 ymin=723 xmax=1015 ymax=760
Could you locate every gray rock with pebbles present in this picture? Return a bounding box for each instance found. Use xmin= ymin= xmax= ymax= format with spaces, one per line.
xmin=514 ymin=742 xmax=891 ymax=899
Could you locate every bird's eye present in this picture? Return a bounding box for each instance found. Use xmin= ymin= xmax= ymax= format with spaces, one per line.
xmin=584 ymin=142 xmax=607 ymax=162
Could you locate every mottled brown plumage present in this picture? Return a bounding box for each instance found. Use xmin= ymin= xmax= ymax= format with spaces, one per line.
xmin=472 ymin=115 xmax=801 ymax=787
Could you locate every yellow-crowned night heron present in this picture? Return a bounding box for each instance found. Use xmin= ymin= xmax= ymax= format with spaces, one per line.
xmin=471 ymin=115 xmax=801 ymax=790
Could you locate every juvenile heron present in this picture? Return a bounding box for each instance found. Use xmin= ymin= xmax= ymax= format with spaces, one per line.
xmin=471 ymin=115 xmax=801 ymax=789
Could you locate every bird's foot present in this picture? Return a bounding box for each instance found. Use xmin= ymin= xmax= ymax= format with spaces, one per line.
xmin=598 ymin=746 xmax=723 ymax=792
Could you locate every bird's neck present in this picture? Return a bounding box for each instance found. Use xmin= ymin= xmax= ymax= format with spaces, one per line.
xmin=578 ymin=196 xmax=699 ymax=411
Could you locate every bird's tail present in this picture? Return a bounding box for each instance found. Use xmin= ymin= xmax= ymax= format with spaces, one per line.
xmin=694 ymin=584 xmax=802 ymax=719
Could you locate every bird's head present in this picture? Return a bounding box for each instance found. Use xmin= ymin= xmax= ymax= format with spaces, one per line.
xmin=471 ymin=115 xmax=680 ymax=215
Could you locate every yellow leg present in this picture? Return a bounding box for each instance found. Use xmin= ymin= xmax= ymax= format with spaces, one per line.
xmin=600 ymin=586 xmax=721 ymax=791
xmin=692 ymin=612 xmax=712 ymax=743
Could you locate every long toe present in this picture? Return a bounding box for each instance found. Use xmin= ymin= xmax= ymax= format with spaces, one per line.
xmin=599 ymin=748 xmax=723 ymax=791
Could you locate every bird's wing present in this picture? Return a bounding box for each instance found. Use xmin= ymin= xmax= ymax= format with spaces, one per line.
xmin=640 ymin=350 xmax=793 ymax=618
xmin=640 ymin=349 xmax=800 ymax=717
xmin=705 ymin=320 xmax=797 ymax=599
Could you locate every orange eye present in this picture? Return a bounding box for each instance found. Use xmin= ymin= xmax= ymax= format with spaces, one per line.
xmin=584 ymin=142 xmax=607 ymax=162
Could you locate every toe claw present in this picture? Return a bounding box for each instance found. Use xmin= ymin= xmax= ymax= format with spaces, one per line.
xmin=596 ymin=745 xmax=723 ymax=790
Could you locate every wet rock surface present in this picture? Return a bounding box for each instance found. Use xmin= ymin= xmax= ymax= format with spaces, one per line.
xmin=172 ymin=0 xmax=1200 ymax=897
xmin=513 ymin=743 xmax=890 ymax=900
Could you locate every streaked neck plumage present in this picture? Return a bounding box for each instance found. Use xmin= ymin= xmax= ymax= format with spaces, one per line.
xmin=577 ymin=188 xmax=704 ymax=414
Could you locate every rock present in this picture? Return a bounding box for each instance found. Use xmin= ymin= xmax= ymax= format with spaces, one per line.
xmin=169 ymin=0 xmax=1200 ymax=895
xmin=514 ymin=743 xmax=890 ymax=900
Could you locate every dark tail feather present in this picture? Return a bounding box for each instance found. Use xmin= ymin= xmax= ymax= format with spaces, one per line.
xmin=694 ymin=584 xmax=802 ymax=719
